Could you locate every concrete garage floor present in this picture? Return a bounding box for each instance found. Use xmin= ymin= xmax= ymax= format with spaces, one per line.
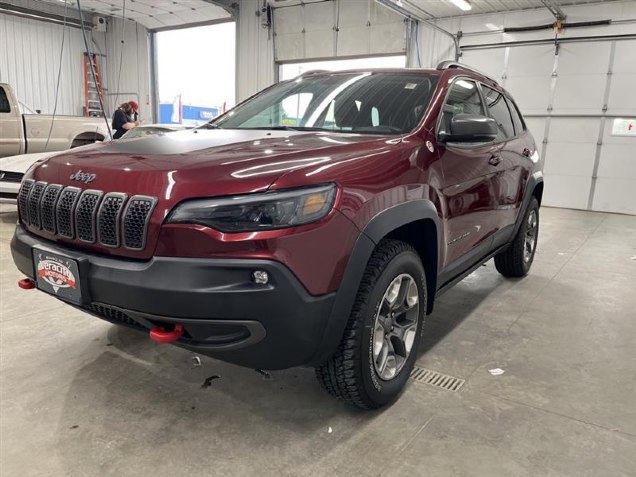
xmin=1 ymin=204 xmax=635 ymax=477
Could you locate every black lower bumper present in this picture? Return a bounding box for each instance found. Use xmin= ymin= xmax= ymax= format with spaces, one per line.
xmin=11 ymin=225 xmax=336 ymax=370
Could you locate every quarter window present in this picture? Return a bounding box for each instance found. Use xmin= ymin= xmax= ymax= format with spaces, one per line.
xmin=506 ymin=96 xmax=525 ymax=135
xmin=482 ymin=86 xmax=515 ymax=141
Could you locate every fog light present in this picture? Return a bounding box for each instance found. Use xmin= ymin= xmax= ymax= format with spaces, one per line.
xmin=252 ymin=270 xmax=269 ymax=284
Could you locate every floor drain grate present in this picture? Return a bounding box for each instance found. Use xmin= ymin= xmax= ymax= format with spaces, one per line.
xmin=410 ymin=366 xmax=465 ymax=392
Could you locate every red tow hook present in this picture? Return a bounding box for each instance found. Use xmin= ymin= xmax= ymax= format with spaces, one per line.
xmin=18 ymin=278 xmax=36 ymax=289
xmin=149 ymin=324 xmax=184 ymax=343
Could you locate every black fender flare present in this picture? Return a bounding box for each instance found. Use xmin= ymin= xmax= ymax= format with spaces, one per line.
xmin=308 ymin=200 xmax=440 ymax=366
xmin=512 ymin=171 xmax=544 ymax=238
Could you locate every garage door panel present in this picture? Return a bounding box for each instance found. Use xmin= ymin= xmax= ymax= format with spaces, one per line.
xmin=542 ymin=175 xmax=591 ymax=210
xmin=592 ymin=178 xmax=636 ymax=215
xmin=553 ymin=74 xmax=606 ymax=113
xmin=337 ymin=27 xmax=368 ymax=57
xmin=275 ymin=7 xmax=303 ymax=34
xmin=305 ymin=2 xmax=334 ymax=31
xmin=506 ymin=45 xmax=555 ymax=77
xmin=607 ymin=74 xmax=636 ymax=114
xmin=544 ymin=143 xmax=596 ymax=177
xmin=459 ymin=50 xmax=505 ymax=82
xmin=305 ymin=30 xmax=334 ymax=59
xmin=369 ymin=23 xmax=405 ymax=55
xmin=505 ymin=76 xmax=551 ymax=114
xmin=549 ymin=118 xmax=601 ymax=143
xmin=597 ymin=145 xmax=636 ymax=180
xmin=276 ymin=33 xmax=304 ymax=62
xmin=558 ymin=43 xmax=611 ymax=75
xmin=524 ymin=117 xmax=545 ymax=148
xmin=613 ymin=40 xmax=636 ymax=74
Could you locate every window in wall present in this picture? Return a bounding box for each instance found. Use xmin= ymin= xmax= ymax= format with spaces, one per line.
xmin=279 ymin=55 xmax=407 ymax=81
xmin=439 ymin=79 xmax=483 ymax=136
xmin=482 ymin=86 xmax=515 ymax=140
xmin=156 ymin=22 xmax=236 ymax=126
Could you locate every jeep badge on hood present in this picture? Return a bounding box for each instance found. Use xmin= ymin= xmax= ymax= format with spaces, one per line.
xmin=69 ymin=170 xmax=96 ymax=184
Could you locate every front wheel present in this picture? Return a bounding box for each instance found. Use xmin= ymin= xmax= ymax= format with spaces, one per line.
xmin=315 ymin=240 xmax=426 ymax=409
xmin=494 ymin=197 xmax=539 ymax=277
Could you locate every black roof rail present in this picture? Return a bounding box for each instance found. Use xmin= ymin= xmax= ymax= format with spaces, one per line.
xmin=436 ymin=61 xmax=499 ymax=85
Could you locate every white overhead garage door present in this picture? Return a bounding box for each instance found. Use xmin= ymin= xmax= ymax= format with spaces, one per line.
xmin=274 ymin=0 xmax=406 ymax=62
xmin=461 ymin=39 xmax=636 ymax=215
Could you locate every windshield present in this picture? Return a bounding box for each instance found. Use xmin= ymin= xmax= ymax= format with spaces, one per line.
xmin=210 ymin=72 xmax=439 ymax=135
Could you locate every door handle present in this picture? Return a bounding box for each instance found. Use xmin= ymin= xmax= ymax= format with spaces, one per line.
xmin=489 ymin=154 xmax=502 ymax=166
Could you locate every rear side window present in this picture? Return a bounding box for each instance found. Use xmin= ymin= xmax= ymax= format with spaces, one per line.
xmin=482 ymin=86 xmax=515 ymax=141
xmin=0 ymin=87 xmax=11 ymax=113
xmin=506 ymin=96 xmax=525 ymax=135
xmin=439 ymin=79 xmax=484 ymax=136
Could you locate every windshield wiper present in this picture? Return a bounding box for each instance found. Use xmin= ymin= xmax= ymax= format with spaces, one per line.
xmin=199 ymin=123 xmax=221 ymax=130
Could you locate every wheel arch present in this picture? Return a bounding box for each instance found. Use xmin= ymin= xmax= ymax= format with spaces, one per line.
xmin=309 ymin=200 xmax=441 ymax=366
xmin=71 ymin=131 xmax=105 ymax=148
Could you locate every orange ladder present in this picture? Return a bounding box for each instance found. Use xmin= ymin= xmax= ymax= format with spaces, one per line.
xmin=83 ymin=53 xmax=105 ymax=117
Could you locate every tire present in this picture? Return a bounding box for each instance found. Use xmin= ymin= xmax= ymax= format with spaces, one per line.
xmin=494 ymin=197 xmax=539 ymax=277
xmin=315 ymin=239 xmax=426 ymax=409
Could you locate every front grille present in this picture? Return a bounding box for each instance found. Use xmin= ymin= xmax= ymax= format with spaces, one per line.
xmin=123 ymin=196 xmax=156 ymax=250
xmin=17 ymin=179 xmax=34 ymax=222
xmin=40 ymin=184 xmax=62 ymax=233
xmin=75 ymin=190 xmax=103 ymax=243
xmin=0 ymin=170 xmax=24 ymax=183
xmin=27 ymin=182 xmax=46 ymax=229
xmin=16 ymin=180 xmax=156 ymax=251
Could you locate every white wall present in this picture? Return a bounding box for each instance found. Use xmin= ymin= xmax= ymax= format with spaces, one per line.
xmin=92 ymin=17 xmax=152 ymax=121
xmin=0 ymin=12 xmax=86 ymax=116
xmin=236 ymin=0 xmax=275 ymax=103
xmin=414 ymin=1 xmax=636 ymax=215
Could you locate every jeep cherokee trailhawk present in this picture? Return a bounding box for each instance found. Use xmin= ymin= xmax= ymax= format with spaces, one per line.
xmin=11 ymin=62 xmax=543 ymax=408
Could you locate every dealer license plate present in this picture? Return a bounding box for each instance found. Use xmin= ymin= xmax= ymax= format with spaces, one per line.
xmin=33 ymin=248 xmax=83 ymax=304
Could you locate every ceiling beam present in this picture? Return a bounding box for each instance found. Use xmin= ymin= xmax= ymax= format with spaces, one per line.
xmin=541 ymin=0 xmax=566 ymax=21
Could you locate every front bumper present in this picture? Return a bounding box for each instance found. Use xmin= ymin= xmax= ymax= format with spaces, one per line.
xmin=0 ymin=179 xmax=20 ymax=203
xmin=11 ymin=224 xmax=336 ymax=369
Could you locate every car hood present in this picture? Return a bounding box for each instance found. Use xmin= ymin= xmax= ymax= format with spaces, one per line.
xmin=30 ymin=128 xmax=398 ymax=201
xmin=1 ymin=152 xmax=60 ymax=174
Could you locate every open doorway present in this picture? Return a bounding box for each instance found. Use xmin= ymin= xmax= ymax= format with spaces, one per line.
xmin=155 ymin=22 xmax=235 ymax=126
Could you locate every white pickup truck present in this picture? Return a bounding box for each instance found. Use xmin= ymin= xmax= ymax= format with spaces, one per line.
xmin=0 ymin=83 xmax=110 ymax=158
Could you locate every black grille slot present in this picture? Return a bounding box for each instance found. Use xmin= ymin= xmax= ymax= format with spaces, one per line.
xmin=123 ymin=196 xmax=156 ymax=250
xmin=97 ymin=193 xmax=126 ymax=247
xmin=56 ymin=187 xmax=81 ymax=239
xmin=85 ymin=303 xmax=145 ymax=330
xmin=17 ymin=179 xmax=34 ymax=223
xmin=27 ymin=182 xmax=46 ymax=228
xmin=0 ymin=170 xmax=24 ymax=183
xmin=75 ymin=190 xmax=103 ymax=243
xmin=40 ymin=184 xmax=62 ymax=233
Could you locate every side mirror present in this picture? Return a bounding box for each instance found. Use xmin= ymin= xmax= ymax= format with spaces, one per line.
xmin=439 ymin=113 xmax=497 ymax=143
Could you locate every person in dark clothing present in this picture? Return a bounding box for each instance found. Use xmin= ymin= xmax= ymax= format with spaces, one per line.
xmin=112 ymin=101 xmax=140 ymax=139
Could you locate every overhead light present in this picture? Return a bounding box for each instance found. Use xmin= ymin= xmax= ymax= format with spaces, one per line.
xmin=448 ymin=0 xmax=472 ymax=12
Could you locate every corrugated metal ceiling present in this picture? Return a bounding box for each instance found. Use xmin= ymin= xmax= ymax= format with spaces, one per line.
xmin=36 ymin=0 xmax=232 ymax=29
xmin=391 ymin=0 xmax=625 ymax=18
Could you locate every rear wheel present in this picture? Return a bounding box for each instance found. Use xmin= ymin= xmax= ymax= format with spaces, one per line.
xmin=494 ymin=197 xmax=539 ymax=277
xmin=315 ymin=240 xmax=426 ymax=409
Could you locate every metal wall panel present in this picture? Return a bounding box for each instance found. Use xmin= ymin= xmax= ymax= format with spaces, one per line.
xmin=0 ymin=12 xmax=85 ymax=116
xmin=236 ymin=0 xmax=275 ymax=102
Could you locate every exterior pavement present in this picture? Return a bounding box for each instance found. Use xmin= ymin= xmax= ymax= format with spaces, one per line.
xmin=1 ymin=203 xmax=635 ymax=476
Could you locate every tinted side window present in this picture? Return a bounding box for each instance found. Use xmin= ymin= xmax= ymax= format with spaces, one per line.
xmin=439 ymin=79 xmax=484 ymax=136
xmin=0 ymin=87 xmax=11 ymax=113
xmin=506 ymin=96 xmax=525 ymax=135
xmin=482 ymin=86 xmax=515 ymax=141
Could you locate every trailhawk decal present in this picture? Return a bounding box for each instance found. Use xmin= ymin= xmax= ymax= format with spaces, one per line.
xmin=37 ymin=258 xmax=77 ymax=293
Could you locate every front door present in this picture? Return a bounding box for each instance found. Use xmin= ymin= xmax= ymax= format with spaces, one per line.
xmin=0 ymin=86 xmax=24 ymax=158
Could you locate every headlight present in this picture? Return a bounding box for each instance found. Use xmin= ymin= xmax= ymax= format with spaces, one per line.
xmin=166 ymin=184 xmax=337 ymax=232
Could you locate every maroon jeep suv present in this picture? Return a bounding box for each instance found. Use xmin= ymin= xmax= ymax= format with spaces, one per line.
xmin=11 ymin=62 xmax=543 ymax=408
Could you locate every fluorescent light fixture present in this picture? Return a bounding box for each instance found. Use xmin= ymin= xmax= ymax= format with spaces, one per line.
xmin=448 ymin=0 xmax=472 ymax=12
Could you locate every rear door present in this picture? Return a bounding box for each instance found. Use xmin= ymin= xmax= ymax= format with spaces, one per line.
xmin=480 ymin=85 xmax=533 ymax=235
xmin=437 ymin=78 xmax=503 ymax=268
xmin=0 ymin=86 xmax=25 ymax=157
